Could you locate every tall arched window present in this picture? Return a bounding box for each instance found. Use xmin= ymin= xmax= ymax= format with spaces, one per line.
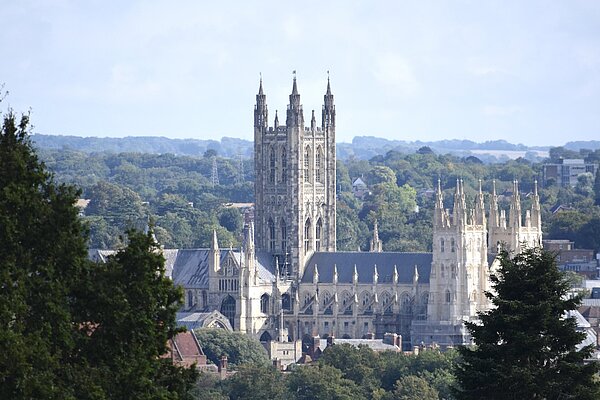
xmin=260 ymin=293 xmax=270 ymax=314
xmin=221 ymin=295 xmax=236 ymax=329
xmin=268 ymin=218 xmax=275 ymax=251
xmin=315 ymin=147 xmax=323 ymax=183
xmin=269 ymin=146 xmax=276 ymax=184
xmin=315 ymin=218 xmax=323 ymax=251
xmin=451 ymin=238 xmax=455 ymax=252
xmin=281 ymin=146 xmax=287 ymax=183
xmin=440 ymin=238 xmax=445 ymax=252
xmin=445 ymin=290 xmax=451 ymax=303
xmin=304 ymin=218 xmax=312 ymax=252
xmin=282 ymin=293 xmax=292 ymax=311
xmin=280 ymin=219 xmax=287 ymax=252
xmin=304 ymin=146 xmax=311 ymax=183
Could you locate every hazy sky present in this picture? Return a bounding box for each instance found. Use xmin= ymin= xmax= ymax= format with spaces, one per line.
xmin=1 ymin=1 xmax=599 ymax=146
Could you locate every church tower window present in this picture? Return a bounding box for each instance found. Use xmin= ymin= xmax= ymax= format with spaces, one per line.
xmin=304 ymin=218 xmax=312 ymax=252
xmin=281 ymin=146 xmax=287 ymax=183
xmin=315 ymin=218 xmax=322 ymax=251
xmin=304 ymin=146 xmax=311 ymax=183
xmin=268 ymin=218 xmax=275 ymax=250
xmin=440 ymin=238 xmax=445 ymax=252
xmin=269 ymin=146 xmax=276 ymax=184
xmin=445 ymin=290 xmax=451 ymax=303
xmin=315 ymin=147 xmax=323 ymax=183
xmin=280 ymin=219 xmax=287 ymax=252
xmin=451 ymin=238 xmax=455 ymax=253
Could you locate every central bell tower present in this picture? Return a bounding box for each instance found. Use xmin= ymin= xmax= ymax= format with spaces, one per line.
xmin=253 ymin=73 xmax=336 ymax=280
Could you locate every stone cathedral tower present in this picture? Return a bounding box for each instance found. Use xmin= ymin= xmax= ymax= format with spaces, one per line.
xmin=254 ymin=74 xmax=336 ymax=279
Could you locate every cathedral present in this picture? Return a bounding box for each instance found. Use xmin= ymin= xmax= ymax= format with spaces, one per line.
xmin=91 ymin=75 xmax=543 ymax=349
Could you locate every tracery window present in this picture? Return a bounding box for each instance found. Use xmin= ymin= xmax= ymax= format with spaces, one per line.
xmin=269 ymin=146 xmax=276 ymax=184
xmin=304 ymin=146 xmax=311 ymax=183
xmin=304 ymin=219 xmax=312 ymax=252
xmin=315 ymin=147 xmax=323 ymax=183
xmin=315 ymin=218 xmax=323 ymax=251
xmin=280 ymin=219 xmax=287 ymax=253
xmin=268 ymin=218 xmax=275 ymax=251
xmin=281 ymin=146 xmax=287 ymax=183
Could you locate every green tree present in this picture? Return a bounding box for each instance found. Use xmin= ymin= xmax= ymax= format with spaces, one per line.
xmin=76 ymin=230 xmax=197 ymax=399
xmin=454 ymin=248 xmax=600 ymax=400
xmin=194 ymin=328 xmax=269 ymax=367
xmin=224 ymin=364 xmax=287 ymax=400
xmin=0 ymin=109 xmax=88 ymax=398
xmin=392 ymin=375 xmax=438 ymax=400
xmin=286 ymin=364 xmax=365 ymax=400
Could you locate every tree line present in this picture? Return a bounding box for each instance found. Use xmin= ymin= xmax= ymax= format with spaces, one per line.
xmin=37 ymin=144 xmax=600 ymax=253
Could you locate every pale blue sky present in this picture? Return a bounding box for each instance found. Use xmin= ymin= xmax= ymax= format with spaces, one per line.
xmin=1 ymin=0 xmax=599 ymax=146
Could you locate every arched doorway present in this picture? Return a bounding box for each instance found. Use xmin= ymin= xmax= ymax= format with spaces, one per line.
xmin=220 ymin=295 xmax=236 ymax=329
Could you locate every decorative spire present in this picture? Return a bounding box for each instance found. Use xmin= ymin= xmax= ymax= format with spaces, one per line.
xmin=313 ymin=264 xmax=319 ymax=285
xmin=333 ymin=264 xmax=338 ymax=285
xmin=211 ymin=229 xmax=219 ymax=251
xmin=413 ymin=265 xmax=419 ymax=284
xmin=373 ymin=264 xmax=379 ymax=284
xmin=258 ymin=73 xmax=264 ymax=95
xmin=274 ymin=110 xmax=279 ymax=128
xmin=311 ymin=109 xmax=316 ymax=130
xmin=292 ymin=70 xmax=298 ymax=95
xmin=370 ymin=220 xmax=383 ymax=252
xmin=322 ymin=71 xmax=335 ymax=129
xmin=326 ymin=70 xmax=331 ymax=95
xmin=353 ymin=264 xmax=359 ymax=285
xmin=393 ymin=265 xmax=398 ymax=284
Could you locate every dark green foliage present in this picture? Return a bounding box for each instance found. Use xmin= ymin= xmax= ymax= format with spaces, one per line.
xmin=0 ymin=109 xmax=88 ymax=398
xmin=224 ymin=364 xmax=287 ymax=400
xmin=194 ymin=328 xmax=269 ymax=367
xmin=454 ymin=248 xmax=600 ymax=400
xmin=75 ymin=230 xmax=197 ymax=399
xmin=392 ymin=375 xmax=438 ymax=400
xmin=286 ymin=364 xmax=365 ymax=400
xmin=0 ymin=109 xmax=196 ymax=399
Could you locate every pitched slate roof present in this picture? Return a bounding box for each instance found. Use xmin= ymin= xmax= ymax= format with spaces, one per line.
xmin=89 ymin=248 xmax=276 ymax=289
xmin=302 ymin=252 xmax=433 ymax=284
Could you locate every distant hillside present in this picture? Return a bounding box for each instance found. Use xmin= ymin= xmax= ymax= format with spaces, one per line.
xmin=31 ymin=134 xmax=253 ymax=158
xmin=32 ymin=133 xmax=599 ymax=162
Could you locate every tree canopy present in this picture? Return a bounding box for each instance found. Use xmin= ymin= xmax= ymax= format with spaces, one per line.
xmin=0 ymin=107 xmax=196 ymax=399
xmin=454 ymin=248 xmax=600 ymax=400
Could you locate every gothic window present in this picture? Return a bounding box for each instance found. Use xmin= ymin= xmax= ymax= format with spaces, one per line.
xmin=303 ymin=292 xmax=311 ymax=306
xmin=440 ymin=238 xmax=445 ymax=252
xmin=322 ymin=291 xmax=331 ymax=308
xmin=304 ymin=146 xmax=311 ymax=183
xmin=268 ymin=218 xmax=275 ymax=250
xmin=269 ymin=146 xmax=276 ymax=184
xmin=282 ymin=293 xmax=292 ymax=311
xmin=304 ymin=218 xmax=312 ymax=252
xmin=361 ymin=291 xmax=370 ymax=308
xmin=280 ymin=219 xmax=287 ymax=252
xmin=281 ymin=146 xmax=287 ymax=183
xmin=451 ymin=238 xmax=455 ymax=252
xmin=445 ymin=290 xmax=451 ymax=303
xmin=260 ymin=293 xmax=270 ymax=314
xmin=221 ymin=296 xmax=236 ymax=329
xmin=187 ymin=291 xmax=194 ymax=308
xmin=401 ymin=293 xmax=412 ymax=314
xmin=315 ymin=218 xmax=323 ymax=251
xmin=315 ymin=146 xmax=323 ymax=183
